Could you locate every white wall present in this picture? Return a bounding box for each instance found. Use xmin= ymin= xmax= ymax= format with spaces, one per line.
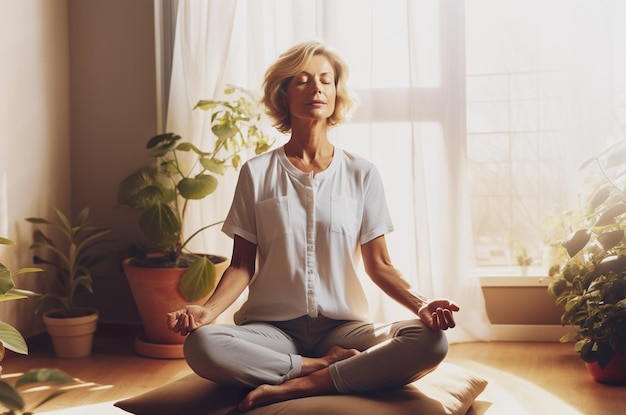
xmin=68 ymin=0 xmax=157 ymax=327
xmin=0 ymin=0 xmax=158 ymax=339
xmin=0 ymin=0 xmax=71 ymax=338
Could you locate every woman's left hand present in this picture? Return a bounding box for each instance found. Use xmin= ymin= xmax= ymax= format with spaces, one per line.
xmin=418 ymin=299 xmax=460 ymax=330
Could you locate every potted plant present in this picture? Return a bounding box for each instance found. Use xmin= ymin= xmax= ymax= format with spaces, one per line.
xmin=25 ymin=207 xmax=112 ymax=358
xmin=547 ymin=137 xmax=626 ymax=384
xmin=0 ymin=237 xmax=78 ymax=414
xmin=117 ymin=85 xmax=273 ymax=357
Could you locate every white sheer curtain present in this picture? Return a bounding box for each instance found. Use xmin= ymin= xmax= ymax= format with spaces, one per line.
xmin=166 ymin=0 xmax=490 ymax=341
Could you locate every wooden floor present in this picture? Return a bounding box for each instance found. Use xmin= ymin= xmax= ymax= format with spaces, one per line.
xmin=2 ymin=335 xmax=625 ymax=414
xmin=446 ymin=341 xmax=625 ymax=415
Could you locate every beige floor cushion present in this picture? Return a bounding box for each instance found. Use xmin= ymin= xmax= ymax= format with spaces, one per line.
xmin=115 ymin=362 xmax=487 ymax=415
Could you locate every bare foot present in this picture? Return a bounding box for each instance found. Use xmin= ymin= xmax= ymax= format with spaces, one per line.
xmin=324 ymin=345 xmax=360 ymax=364
xmin=300 ymin=345 xmax=359 ymax=377
xmin=238 ymin=368 xmax=336 ymax=411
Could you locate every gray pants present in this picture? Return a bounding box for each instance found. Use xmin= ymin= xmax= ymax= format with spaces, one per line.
xmin=184 ymin=315 xmax=448 ymax=394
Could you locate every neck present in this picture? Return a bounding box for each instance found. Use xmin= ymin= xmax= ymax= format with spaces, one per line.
xmin=286 ymin=121 xmax=333 ymax=161
xmin=284 ymin=135 xmax=334 ymax=176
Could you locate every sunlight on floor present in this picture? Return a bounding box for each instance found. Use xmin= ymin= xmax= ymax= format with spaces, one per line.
xmin=455 ymin=360 xmax=584 ymax=415
xmin=38 ymin=400 xmax=128 ymax=414
xmin=10 ymin=374 xmax=116 ymax=415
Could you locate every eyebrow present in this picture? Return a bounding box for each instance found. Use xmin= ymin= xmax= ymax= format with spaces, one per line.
xmin=296 ymin=71 xmax=334 ymax=77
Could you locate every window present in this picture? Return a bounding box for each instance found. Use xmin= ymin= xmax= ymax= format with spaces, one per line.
xmin=466 ymin=0 xmax=625 ymax=270
xmin=161 ymin=0 xmax=626 ymax=285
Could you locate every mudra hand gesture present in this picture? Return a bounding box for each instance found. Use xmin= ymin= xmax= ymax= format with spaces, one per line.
xmin=418 ymin=299 xmax=460 ymax=331
xmin=167 ymin=305 xmax=212 ymax=336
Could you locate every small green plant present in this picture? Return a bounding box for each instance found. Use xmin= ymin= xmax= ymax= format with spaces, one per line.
xmin=117 ymin=85 xmax=273 ymax=301
xmin=0 ymin=237 xmax=40 ymax=359
xmin=548 ymin=138 xmax=626 ymax=368
xmin=514 ymin=247 xmax=533 ymax=267
xmin=25 ymin=208 xmax=111 ymax=318
xmin=0 ymin=237 xmax=77 ymax=414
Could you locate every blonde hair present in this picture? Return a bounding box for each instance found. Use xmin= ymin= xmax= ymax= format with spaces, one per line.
xmin=262 ymin=40 xmax=356 ymax=133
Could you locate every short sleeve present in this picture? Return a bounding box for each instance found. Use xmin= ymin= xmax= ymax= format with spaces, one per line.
xmin=360 ymin=165 xmax=394 ymax=244
xmin=221 ymin=163 xmax=258 ymax=244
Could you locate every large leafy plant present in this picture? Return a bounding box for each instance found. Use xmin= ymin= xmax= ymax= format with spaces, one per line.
xmin=25 ymin=208 xmax=112 ymax=318
xmin=117 ymin=85 xmax=273 ymax=301
xmin=548 ymin=138 xmax=626 ymax=368
xmin=0 ymin=237 xmax=77 ymax=414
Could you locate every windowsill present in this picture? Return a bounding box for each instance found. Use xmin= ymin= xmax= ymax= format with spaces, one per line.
xmin=474 ymin=265 xmax=546 ymax=277
xmin=475 ymin=266 xmax=552 ymax=287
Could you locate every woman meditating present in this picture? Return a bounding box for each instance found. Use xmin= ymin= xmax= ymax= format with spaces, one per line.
xmin=167 ymin=40 xmax=459 ymax=412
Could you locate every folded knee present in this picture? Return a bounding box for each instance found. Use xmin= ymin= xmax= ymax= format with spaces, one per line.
xmin=183 ymin=325 xmax=235 ymax=381
xmin=399 ymin=322 xmax=449 ymax=368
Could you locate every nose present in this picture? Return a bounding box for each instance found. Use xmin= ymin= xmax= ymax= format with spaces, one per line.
xmin=310 ymin=78 xmax=323 ymax=94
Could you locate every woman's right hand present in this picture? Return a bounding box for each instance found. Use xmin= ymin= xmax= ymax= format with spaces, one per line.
xmin=166 ymin=235 xmax=256 ymax=337
xmin=167 ymin=305 xmax=212 ymax=336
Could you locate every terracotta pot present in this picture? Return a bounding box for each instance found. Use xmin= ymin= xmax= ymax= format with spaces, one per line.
xmin=585 ymin=349 xmax=626 ymax=385
xmin=42 ymin=308 xmax=99 ymax=358
xmin=123 ymin=256 xmax=228 ymax=357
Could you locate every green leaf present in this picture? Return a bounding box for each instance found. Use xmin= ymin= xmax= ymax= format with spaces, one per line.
xmin=139 ymin=205 xmax=180 ymax=247
xmin=0 ymin=264 xmax=15 ymax=295
xmin=0 ymin=380 xmax=24 ymax=411
xmin=595 ymin=203 xmax=626 ymax=227
xmin=177 ymin=175 xmax=218 ymax=200
xmin=200 ymin=158 xmax=226 ymax=175
xmin=13 ymin=268 xmax=43 ymax=276
xmin=195 ymin=100 xmax=219 ymax=111
xmin=212 ymin=123 xmax=238 ymax=141
xmin=0 ymin=292 xmax=29 ymax=302
xmin=593 ymin=255 xmax=626 ymax=277
xmin=255 ymin=140 xmax=272 ymax=155
xmin=232 ymin=155 xmax=242 ymax=169
xmin=176 ymin=142 xmax=204 ymax=155
xmin=548 ymin=279 xmax=568 ymax=298
xmin=597 ymin=229 xmax=625 ymax=251
xmin=147 ymin=133 xmax=174 ymax=148
xmin=594 ymin=342 xmax=615 ymax=368
xmin=0 ymin=238 xmax=16 ymax=246
xmin=179 ymin=256 xmax=216 ymax=302
xmin=14 ymin=368 xmax=75 ymax=388
xmin=129 ymin=185 xmax=167 ymax=210
xmin=588 ymin=186 xmax=610 ymax=212
xmin=564 ymin=229 xmax=591 ymax=257
xmin=24 ymin=217 xmax=53 ymax=225
xmin=4 ymin=288 xmax=39 ymax=297
xmin=74 ymin=272 xmax=94 ymax=294
xmin=0 ymin=321 xmax=28 ymax=355
xmin=118 ymin=168 xmax=176 ymax=209
xmin=54 ymin=208 xmax=72 ymax=236
xmin=548 ymin=264 xmax=561 ymax=277
xmin=146 ymin=133 xmax=180 ymax=151
xmin=74 ymin=207 xmax=90 ymax=228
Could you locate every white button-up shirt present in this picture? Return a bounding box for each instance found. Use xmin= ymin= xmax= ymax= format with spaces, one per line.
xmin=222 ymin=146 xmax=394 ymax=324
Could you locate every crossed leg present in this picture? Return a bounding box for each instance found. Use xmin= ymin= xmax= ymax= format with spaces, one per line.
xmin=239 ymin=319 xmax=447 ymax=411
xmin=185 ymin=318 xmax=446 ymax=411
xmin=239 ymin=345 xmax=358 ymax=411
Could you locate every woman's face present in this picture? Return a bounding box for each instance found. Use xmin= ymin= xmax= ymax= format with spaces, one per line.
xmin=286 ymin=54 xmax=337 ymax=124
